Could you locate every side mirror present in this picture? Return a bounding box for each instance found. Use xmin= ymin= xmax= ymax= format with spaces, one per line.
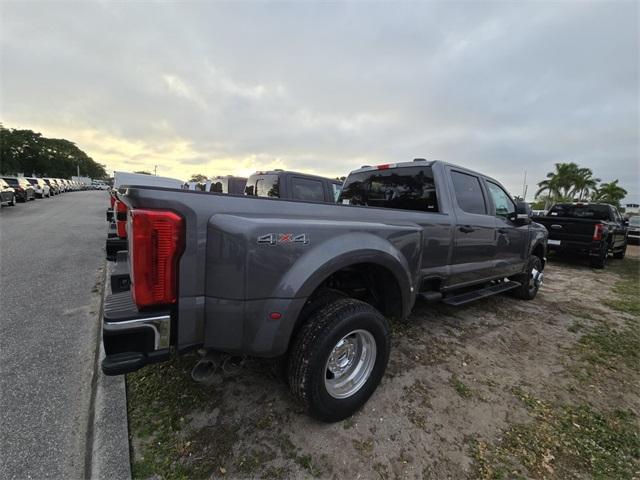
xmin=623 ymin=219 xmax=629 ymax=227
xmin=509 ymin=201 xmax=531 ymax=224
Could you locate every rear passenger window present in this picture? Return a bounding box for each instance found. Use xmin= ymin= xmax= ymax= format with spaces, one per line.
xmin=291 ymin=177 xmax=324 ymax=202
xmin=451 ymin=171 xmax=487 ymax=215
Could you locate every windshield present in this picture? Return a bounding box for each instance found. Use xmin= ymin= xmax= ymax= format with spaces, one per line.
xmin=339 ymin=166 xmax=439 ymax=212
xmin=548 ymin=204 xmax=612 ymax=220
xmin=629 ymin=216 xmax=640 ymax=226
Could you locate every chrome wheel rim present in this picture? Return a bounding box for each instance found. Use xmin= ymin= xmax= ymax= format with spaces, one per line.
xmin=324 ymin=329 xmax=377 ymax=399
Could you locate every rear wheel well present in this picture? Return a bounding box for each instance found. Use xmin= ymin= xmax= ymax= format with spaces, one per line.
xmin=307 ymin=263 xmax=403 ymax=320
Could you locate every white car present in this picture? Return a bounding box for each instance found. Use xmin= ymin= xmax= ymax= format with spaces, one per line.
xmin=25 ymin=177 xmax=51 ymax=198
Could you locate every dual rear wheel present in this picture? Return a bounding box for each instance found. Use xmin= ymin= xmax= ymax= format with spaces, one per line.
xmin=286 ymin=297 xmax=390 ymax=422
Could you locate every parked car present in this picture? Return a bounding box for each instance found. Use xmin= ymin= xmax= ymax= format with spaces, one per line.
xmin=25 ymin=177 xmax=51 ymax=198
xmin=51 ymin=179 xmax=64 ymax=193
xmin=536 ymin=202 xmax=628 ymax=268
xmin=244 ymin=170 xmax=343 ymax=203
xmin=1 ymin=177 xmax=35 ymax=202
xmin=627 ymin=216 xmax=640 ymax=244
xmin=100 ymin=159 xmax=547 ymax=422
xmin=43 ymin=178 xmax=60 ymax=195
xmin=0 ymin=178 xmax=17 ymax=206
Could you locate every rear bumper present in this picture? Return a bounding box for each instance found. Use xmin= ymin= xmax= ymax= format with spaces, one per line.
xmin=547 ymin=239 xmax=603 ymax=256
xmin=106 ymin=233 xmax=127 ymax=261
xmin=101 ymin=290 xmax=172 ymax=375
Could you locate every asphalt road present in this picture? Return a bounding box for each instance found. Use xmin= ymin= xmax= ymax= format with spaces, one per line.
xmin=0 ymin=191 xmax=107 ymax=479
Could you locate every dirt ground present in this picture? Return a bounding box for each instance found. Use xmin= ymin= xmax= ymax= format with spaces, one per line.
xmin=127 ymin=245 xmax=640 ymax=480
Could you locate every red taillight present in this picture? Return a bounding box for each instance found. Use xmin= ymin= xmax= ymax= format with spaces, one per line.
xmin=129 ymin=209 xmax=184 ymax=309
xmin=116 ymin=201 xmax=128 ymax=238
xmin=377 ymin=164 xmax=391 ymax=170
xmin=593 ymin=223 xmax=605 ymax=241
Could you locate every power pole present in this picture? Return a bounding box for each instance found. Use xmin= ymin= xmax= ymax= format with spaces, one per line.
xmin=154 ymin=165 xmax=158 ymax=176
xmin=522 ymin=170 xmax=528 ymax=201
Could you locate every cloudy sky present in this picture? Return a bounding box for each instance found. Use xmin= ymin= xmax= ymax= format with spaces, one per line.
xmin=1 ymin=1 xmax=638 ymax=202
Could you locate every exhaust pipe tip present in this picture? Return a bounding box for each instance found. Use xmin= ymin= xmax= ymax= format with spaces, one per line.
xmin=191 ymin=356 xmax=223 ymax=385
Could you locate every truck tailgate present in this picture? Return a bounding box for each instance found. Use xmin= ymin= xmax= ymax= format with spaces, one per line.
xmin=536 ymin=217 xmax=597 ymax=243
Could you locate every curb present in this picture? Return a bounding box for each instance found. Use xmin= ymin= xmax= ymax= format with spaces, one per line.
xmin=90 ymin=262 xmax=132 ymax=480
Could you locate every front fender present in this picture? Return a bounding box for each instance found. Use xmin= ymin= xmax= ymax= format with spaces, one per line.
xmin=529 ymin=223 xmax=548 ymax=268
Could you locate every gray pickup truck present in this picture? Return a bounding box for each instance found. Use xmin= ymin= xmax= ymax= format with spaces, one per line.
xmin=102 ymin=159 xmax=547 ymax=421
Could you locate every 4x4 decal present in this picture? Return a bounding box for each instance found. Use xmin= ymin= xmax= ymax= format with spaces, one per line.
xmin=257 ymin=233 xmax=309 ymax=245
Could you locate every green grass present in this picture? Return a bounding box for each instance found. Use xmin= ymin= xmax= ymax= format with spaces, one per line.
xmin=450 ymin=374 xmax=473 ymax=399
xmin=576 ymin=318 xmax=639 ymax=372
xmin=472 ymin=390 xmax=640 ymax=479
xmin=603 ymin=258 xmax=640 ymax=315
xmin=566 ymin=257 xmax=640 ymax=379
xmin=127 ymin=353 xmax=225 ymax=479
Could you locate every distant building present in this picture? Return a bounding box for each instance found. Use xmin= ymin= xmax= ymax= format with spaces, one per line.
xmin=625 ymin=203 xmax=639 ymax=216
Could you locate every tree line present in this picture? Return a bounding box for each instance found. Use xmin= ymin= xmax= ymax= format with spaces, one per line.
xmin=534 ymin=162 xmax=627 ymax=209
xmin=0 ymin=125 xmax=107 ymax=179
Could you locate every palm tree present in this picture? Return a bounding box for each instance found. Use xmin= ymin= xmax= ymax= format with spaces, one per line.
xmin=591 ymin=180 xmax=627 ymax=207
xmin=571 ymin=167 xmax=600 ymax=201
xmin=535 ymin=162 xmax=580 ymax=208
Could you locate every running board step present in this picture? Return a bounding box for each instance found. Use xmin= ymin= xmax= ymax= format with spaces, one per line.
xmin=442 ymin=281 xmax=521 ymax=306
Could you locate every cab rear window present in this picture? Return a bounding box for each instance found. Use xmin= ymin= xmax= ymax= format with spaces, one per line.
xmin=339 ymin=166 xmax=439 ymax=212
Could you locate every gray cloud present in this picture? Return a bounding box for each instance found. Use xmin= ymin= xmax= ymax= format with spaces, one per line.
xmin=1 ymin=1 xmax=638 ymax=202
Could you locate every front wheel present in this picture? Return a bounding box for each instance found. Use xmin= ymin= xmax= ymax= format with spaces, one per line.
xmin=287 ymin=298 xmax=390 ymax=422
xmin=10 ymin=194 xmax=16 ymax=206
xmin=510 ymin=255 xmax=543 ymax=300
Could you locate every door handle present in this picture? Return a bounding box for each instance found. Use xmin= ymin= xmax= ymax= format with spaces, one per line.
xmin=459 ymin=226 xmax=475 ymax=233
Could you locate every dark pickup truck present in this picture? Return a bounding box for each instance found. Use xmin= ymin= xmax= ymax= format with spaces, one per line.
xmin=244 ymin=170 xmax=343 ymax=203
xmin=536 ymin=203 xmax=628 ymax=268
xmin=101 ymin=160 xmax=547 ymax=421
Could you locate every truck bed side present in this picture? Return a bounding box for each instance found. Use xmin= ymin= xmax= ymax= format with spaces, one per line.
xmin=121 ymin=187 xmax=452 ymax=356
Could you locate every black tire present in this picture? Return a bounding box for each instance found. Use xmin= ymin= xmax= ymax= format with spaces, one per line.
xmin=287 ymin=298 xmax=390 ymax=422
xmin=276 ymin=288 xmax=347 ymax=380
xmin=613 ymin=243 xmax=627 ymax=260
xmin=510 ymin=255 xmax=543 ymax=300
xmin=10 ymin=194 xmax=16 ymax=206
xmin=590 ymin=246 xmax=608 ymax=269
